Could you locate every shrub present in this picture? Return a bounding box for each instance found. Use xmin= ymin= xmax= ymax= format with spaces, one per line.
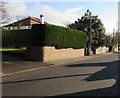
xmin=31 ymin=24 xmax=87 ymax=49
xmin=2 ymin=29 xmax=31 ymax=47
xmin=2 ymin=24 xmax=87 ymax=49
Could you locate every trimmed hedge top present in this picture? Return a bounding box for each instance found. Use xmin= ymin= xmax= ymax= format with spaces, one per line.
xmin=31 ymin=24 xmax=87 ymax=49
xmin=2 ymin=24 xmax=87 ymax=49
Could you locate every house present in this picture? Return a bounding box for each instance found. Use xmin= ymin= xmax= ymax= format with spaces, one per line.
xmin=3 ymin=16 xmax=48 ymax=30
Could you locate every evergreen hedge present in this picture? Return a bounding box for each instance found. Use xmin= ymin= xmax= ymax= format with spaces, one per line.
xmin=31 ymin=24 xmax=87 ymax=49
xmin=2 ymin=29 xmax=31 ymax=47
xmin=2 ymin=24 xmax=87 ymax=49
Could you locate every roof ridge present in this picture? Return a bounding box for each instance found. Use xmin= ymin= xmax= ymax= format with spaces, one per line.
xmin=30 ymin=17 xmax=40 ymax=20
xmin=3 ymin=16 xmax=48 ymax=27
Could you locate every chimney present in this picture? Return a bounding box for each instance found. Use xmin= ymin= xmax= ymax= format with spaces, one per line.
xmin=40 ymin=14 xmax=44 ymax=24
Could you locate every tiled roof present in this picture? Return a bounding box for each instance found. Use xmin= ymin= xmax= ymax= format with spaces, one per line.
xmin=4 ymin=17 xmax=48 ymax=27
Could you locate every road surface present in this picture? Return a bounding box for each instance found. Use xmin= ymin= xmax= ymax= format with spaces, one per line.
xmin=2 ymin=52 xmax=119 ymax=96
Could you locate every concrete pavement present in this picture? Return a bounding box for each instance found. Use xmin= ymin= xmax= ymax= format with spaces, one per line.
xmin=2 ymin=51 xmax=113 ymax=77
xmin=2 ymin=53 xmax=52 ymax=76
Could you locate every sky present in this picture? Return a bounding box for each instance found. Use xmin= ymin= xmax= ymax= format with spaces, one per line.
xmin=1 ymin=0 xmax=119 ymax=34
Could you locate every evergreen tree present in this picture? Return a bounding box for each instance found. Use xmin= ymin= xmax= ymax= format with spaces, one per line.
xmin=68 ymin=9 xmax=106 ymax=55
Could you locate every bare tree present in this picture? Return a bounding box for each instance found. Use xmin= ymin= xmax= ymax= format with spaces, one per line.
xmin=62 ymin=20 xmax=72 ymax=27
xmin=15 ymin=15 xmax=29 ymax=29
xmin=0 ymin=2 xmax=11 ymax=25
xmin=16 ymin=15 xmax=29 ymax=21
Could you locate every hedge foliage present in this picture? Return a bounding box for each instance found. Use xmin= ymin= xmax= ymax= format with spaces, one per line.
xmin=2 ymin=29 xmax=31 ymax=47
xmin=2 ymin=24 xmax=87 ymax=49
xmin=31 ymin=24 xmax=87 ymax=49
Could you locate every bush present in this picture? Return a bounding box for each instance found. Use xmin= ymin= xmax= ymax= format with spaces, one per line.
xmin=2 ymin=29 xmax=31 ymax=47
xmin=31 ymin=24 xmax=87 ymax=49
xmin=2 ymin=24 xmax=87 ymax=49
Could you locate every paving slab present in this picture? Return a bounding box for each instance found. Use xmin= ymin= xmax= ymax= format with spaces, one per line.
xmin=2 ymin=51 xmax=116 ymax=77
xmin=2 ymin=53 xmax=53 ymax=76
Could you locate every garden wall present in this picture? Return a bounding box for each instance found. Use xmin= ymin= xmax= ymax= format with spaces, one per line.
xmin=114 ymin=47 xmax=118 ymax=52
xmin=96 ymin=47 xmax=109 ymax=54
xmin=96 ymin=46 xmax=118 ymax=54
xmin=26 ymin=46 xmax=118 ymax=62
xmin=26 ymin=46 xmax=84 ymax=62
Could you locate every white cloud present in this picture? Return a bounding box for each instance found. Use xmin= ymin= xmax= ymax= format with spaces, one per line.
xmin=99 ymin=12 xmax=118 ymax=34
xmin=5 ymin=0 xmax=27 ymax=19
xmin=103 ymin=21 xmax=118 ymax=34
xmin=4 ymin=1 xmax=117 ymax=34
xmin=3 ymin=0 xmax=118 ymax=2
xmin=65 ymin=7 xmax=82 ymax=14
xmin=30 ymin=3 xmax=118 ymax=34
xmin=27 ymin=3 xmax=80 ymax=26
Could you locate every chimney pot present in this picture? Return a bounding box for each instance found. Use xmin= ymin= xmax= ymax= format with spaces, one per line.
xmin=40 ymin=14 xmax=44 ymax=24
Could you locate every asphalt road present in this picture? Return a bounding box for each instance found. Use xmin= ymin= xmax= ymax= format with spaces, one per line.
xmin=2 ymin=52 xmax=119 ymax=96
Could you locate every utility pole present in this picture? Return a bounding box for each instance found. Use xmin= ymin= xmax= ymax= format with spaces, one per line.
xmin=88 ymin=16 xmax=92 ymax=55
xmin=113 ymin=29 xmax=115 ymax=37
xmin=85 ymin=10 xmax=93 ymax=56
xmin=118 ymin=29 xmax=120 ymax=50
